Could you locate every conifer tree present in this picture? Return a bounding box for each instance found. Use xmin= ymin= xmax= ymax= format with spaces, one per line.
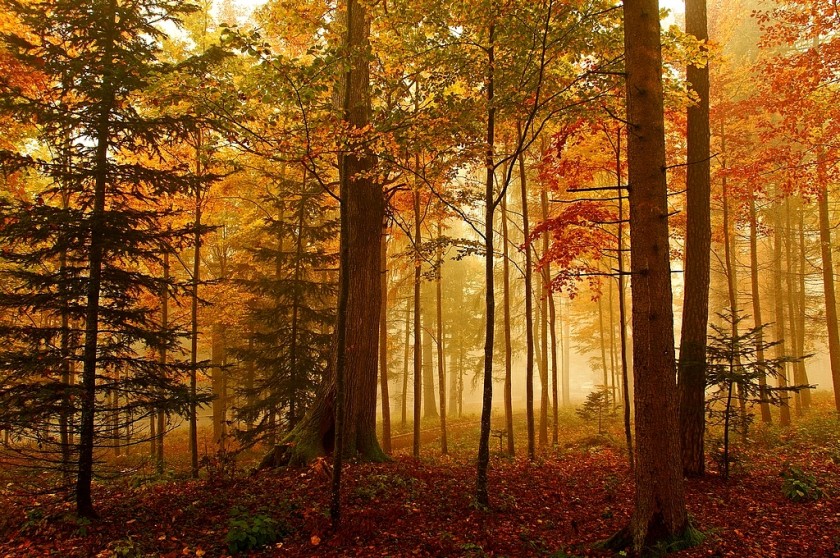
xmin=0 ymin=0 xmax=211 ymax=517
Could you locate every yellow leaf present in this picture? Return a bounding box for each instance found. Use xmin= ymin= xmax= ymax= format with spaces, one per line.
xmin=311 ymin=535 xmax=321 ymax=546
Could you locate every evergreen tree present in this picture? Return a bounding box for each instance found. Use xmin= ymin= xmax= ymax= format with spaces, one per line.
xmin=0 ymin=0 xmax=212 ymax=517
xmin=233 ymin=173 xmax=337 ymax=447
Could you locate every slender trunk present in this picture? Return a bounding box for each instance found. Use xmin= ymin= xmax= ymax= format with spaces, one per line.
xmin=535 ymin=179 xmax=549 ymax=447
xmin=542 ymin=188 xmax=559 ymax=446
xmin=501 ymin=192 xmax=515 ymax=456
xmin=616 ymin=127 xmax=633 ymax=472
xmin=797 ymin=207 xmax=811 ymax=409
xmin=818 ymin=179 xmax=840 ymax=413
xmin=413 ymin=153 xmax=422 ymax=457
xmin=76 ymin=0 xmax=116 ymax=517
xmin=608 ymin=279 xmax=618 ymax=404
xmin=722 ymin=167 xmax=747 ymax=443
xmin=749 ymin=193 xmax=773 ymax=423
xmin=435 ymin=220 xmax=447 ymax=455
xmin=211 ymin=322 xmax=226 ymax=447
xmin=156 ymin=252 xmax=169 ymax=474
xmin=380 ymin=224 xmax=391 ymax=453
xmin=189 ymin=130 xmax=203 ymax=479
xmin=402 ymin=298 xmax=410 ymax=428
xmin=784 ymin=198 xmax=803 ymax=416
xmin=519 ymin=133 xmax=535 ymax=461
xmin=476 ymin=23 xmax=495 ymax=508
xmin=422 ymin=304 xmax=438 ymax=419
xmin=598 ymin=294 xmax=609 ymax=393
xmin=562 ymin=299 xmax=571 ymax=407
xmin=773 ymin=198 xmax=792 ymax=426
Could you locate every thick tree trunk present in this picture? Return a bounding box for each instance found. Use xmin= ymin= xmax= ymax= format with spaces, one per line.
xmin=264 ymin=0 xmax=385 ymax=469
xmin=380 ymin=225 xmax=391 ymax=454
xmin=677 ymin=0 xmax=711 ymax=478
xmin=502 ymin=192 xmax=515 ymax=456
xmin=749 ymin=194 xmax=773 ymax=423
xmin=617 ymin=0 xmax=688 ymax=549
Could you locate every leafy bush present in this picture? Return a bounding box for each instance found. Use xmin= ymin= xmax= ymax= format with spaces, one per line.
xmin=225 ymin=508 xmax=287 ymax=554
xmin=780 ymin=464 xmax=823 ymax=502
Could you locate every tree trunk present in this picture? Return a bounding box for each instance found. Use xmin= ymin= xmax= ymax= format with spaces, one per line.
xmin=562 ymin=299 xmax=571 ymax=407
xmin=677 ymin=0 xmax=711 ymax=478
xmin=76 ymin=0 xmax=117 ymax=517
xmin=616 ymin=127 xmax=633 ymax=472
xmin=519 ymin=136 xmax=536 ymax=461
xmin=784 ymin=198 xmax=803 ymax=416
xmin=476 ymin=23 xmax=495 ymax=508
xmin=413 ymin=152 xmax=423 ymax=456
xmin=749 ymin=193 xmax=773 ymax=423
xmin=502 ymin=190 xmax=515 ymax=456
xmin=402 ymin=298 xmax=410 ymax=428
xmin=211 ymin=322 xmax=227 ymax=447
xmin=422 ymin=304 xmax=438 ymax=419
xmin=773 ymin=198 xmax=792 ymax=426
xmin=542 ymin=184 xmax=559 ymax=446
xmin=189 ymin=135 xmax=202 ymax=480
xmin=379 ymin=223 xmax=391 ymax=454
xmin=265 ymin=0 xmax=385 ymax=469
xmin=435 ymin=220 xmax=448 ymax=455
xmin=157 ymin=251 xmax=169 ymax=474
xmin=617 ymin=0 xmax=688 ymax=548
xmin=796 ymin=207 xmax=811 ymax=409
xmin=818 ymin=177 xmax=840 ymax=413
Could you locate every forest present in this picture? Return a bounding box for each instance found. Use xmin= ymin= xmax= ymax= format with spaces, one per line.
xmin=0 ymin=0 xmax=838 ymax=555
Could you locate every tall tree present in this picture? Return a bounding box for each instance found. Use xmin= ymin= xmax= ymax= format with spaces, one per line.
xmin=678 ymin=0 xmax=712 ymax=477
xmin=608 ymin=0 xmax=689 ymax=549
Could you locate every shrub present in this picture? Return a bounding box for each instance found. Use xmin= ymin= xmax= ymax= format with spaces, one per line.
xmin=225 ymin=509 xmax=287 ymax=554
xmin=780 ymin=464 xmax=823 ymax=502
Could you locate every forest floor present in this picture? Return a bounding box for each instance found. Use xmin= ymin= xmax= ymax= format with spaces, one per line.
xmin=2 ymin=400 xmax=840 ymax=558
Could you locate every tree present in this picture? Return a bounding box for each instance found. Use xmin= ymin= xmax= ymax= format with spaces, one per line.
xmin=0 ymin=0 xmax=206 ymax=517
xmin=705 ymin=309 xmax=806 ymax=479
xmin=606 ymin=0 xmax=690 ymax=550
xmin=678 ymin=0 xmax=712 ymax=477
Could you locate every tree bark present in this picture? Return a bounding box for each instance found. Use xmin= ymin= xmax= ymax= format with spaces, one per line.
xmin=818 ymin=177 xmax=840 ymax=413
xmin=76 ymin=0 xmax=117 ymax=517
xmin=266 ymin=0 xmax=385 ymax=469
xmin=380 ymin=224 xmax=391 ymax=454
xmin=773 ymin=198 xmax=792 ymax=426
xmin=476 ymin=23 xmax=495 ymax=508
xmin=519 ymin=137 xmax=536 ymax=461
xmin=542 ymin=184 xmax=559 ymax=446
xmin=435 ymin=219 xmax=447 ymax=455
xmin=677 ymin=0 xmax=711 ymax=478
xmin=749 ymin=193 xmax=773 ymax=423
xmin=619 ymin=0 xmax=688 ymax=548
xmin=502 ymin=190 xmax=515 ymax=456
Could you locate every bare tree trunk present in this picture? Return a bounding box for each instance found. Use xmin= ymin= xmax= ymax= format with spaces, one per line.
xmin=749 ymin=193 xmax=773 ymax=423
xmin=773 ymin=198 xmax=792 ymax=426
xmin=380 ymin=224 xmax=391 ymax=454
xmin=189 ymin=134 xmax=202 ymax=480
xmin=616 ymin=126 xmax=633 ymax=472
xmin=422 ymin=304 xmax=438 ymax=419
xmin=796 ymin=207 xmax=811 ymax=409
xmin=784 ymin=198 xmax=803 ymax=416
xmin=817 ymin=156 xmax=840 ymax=413
xmin=413 ymin=152 xmax=423 ymax=457
xmin=435 ymin=220 xmax=447 ymax=455
xmin=501 ymin=191 xmax=515 ymax=456
xmin=519 ymin=134 xmax=536 ymax=461
xmin=402 ymin=298 xmax=410 ymax=428
xmin=156 ymin=252 xmax=169 ymax=474
xmin=562 ymin=299 xmax=570 ymax=407
xmin=541 ymin=184 xmax=559 ymax=446
xmin=476 ymin=23 xmax=495 ymax=508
